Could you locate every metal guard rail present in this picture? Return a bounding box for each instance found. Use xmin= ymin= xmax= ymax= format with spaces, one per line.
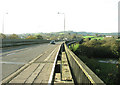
xmin=64 ymin=43 xmax=105 ymax=85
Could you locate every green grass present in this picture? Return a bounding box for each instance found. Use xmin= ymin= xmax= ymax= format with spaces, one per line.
xmin=116 ymin=39 xmax=120 ymax=41
xmin=73 ymin=44 xmax=80 ymax=51
xmin=78 ymin=55 xmax=118 ymax=84
xmin=95 ymin=58 xmax=118 ymax=76
xmin=83 ymin=36 xmax=94 ymax=38
xmin=91 ymin=37 xmax=104 ymax=40
xmin=59 ymin=33 xmax=64 ymax=35
xmin=95 ymin=61 xmax=118 ymax=84
xmin=83 ymin=36 xmax=104 ymax=40
xmin=69 ymin=43 xmax=80 ymax=52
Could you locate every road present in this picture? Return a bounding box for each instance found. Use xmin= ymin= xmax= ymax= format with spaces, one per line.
xmin=1 ymin=42 xmax=61 ymax=80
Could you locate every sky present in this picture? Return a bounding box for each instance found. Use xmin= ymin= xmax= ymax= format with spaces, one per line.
xmin=0 ymin=0 xmax=119 ymax=34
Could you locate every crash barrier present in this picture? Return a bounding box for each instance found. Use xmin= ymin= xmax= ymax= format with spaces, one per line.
xmin=0 ymin=39 xmax=51 ymax=47
xmin=64 ymin=43 xmax=105 ymax=85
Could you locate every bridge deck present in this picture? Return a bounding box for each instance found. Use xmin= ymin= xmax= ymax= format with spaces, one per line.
xmin=1 ymin=42 xmax=105 ymax=85
xmin=2 ymin=45 xmax=60 ymax=84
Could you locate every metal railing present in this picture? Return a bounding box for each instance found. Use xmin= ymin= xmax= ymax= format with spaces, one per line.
xmin=64 ymin=43 xmax=105 ymax=85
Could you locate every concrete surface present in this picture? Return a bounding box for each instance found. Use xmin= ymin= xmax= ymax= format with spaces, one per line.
xmin=1 ymin=43 xmax=61 ymax=80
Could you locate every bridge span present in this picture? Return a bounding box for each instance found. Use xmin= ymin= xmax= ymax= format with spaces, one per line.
xmin=1 ymin=42 xmax=105 ymax=85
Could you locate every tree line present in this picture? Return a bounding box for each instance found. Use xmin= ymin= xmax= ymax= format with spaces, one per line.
xmin=0 ymin=33 xmax=43 ymax=39
xmin=0 ymin=32 xmax=83 ymax=40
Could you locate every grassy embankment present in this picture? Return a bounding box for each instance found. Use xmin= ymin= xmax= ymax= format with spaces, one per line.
xmin=70 ymin=43 xmax=118 ymax=84
xmin=69 ymin=37 xmax=119 ymax=85
xmin=69 ymin=43 xmax=80 ymax=52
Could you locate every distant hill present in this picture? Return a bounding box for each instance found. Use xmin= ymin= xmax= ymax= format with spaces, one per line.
xmin=49 ymin=31 xmax=118 ymax=36
xmin=14 ymin=31 xmax=118 ymax=37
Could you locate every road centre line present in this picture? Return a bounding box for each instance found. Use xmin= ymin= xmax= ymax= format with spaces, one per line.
xmin=0 ymin=61 xmax=26 ymax=65
xmin=44 ymin=47 xmax=58 ymax=62
xmin=6 ymin=53 xmax=15 ymax=56
xmin=0 ymin=48 xmax=30 ymax=57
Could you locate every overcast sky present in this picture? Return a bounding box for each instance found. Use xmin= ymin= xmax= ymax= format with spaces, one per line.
xmin=0 ymin=0 xmax=119 ymax=34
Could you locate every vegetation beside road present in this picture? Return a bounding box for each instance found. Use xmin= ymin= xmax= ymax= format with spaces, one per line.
xmin=0 ymin=33 xmax=43 ymax=39
xmin=69 ymin=43 xmax=80 ymax=52
xmin=77 ymin=55 xmax=118 ymax=85
xmin=69 ymin=37 xmax=120 ymax=85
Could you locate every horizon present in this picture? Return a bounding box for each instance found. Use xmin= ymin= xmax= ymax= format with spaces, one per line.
xmin=3 ymin=30 xmax=119 ymax=35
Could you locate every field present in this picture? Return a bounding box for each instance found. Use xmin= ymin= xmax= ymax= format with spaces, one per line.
xmin=82 ymin=36 xmax=94 ymax=38
xmin=116 ymin=39 xmax=120 ymax=41
xmin=69 ymin=43 xmax=80 ymax=52
xmin=82 ymin=36 xmax=104 ymax=40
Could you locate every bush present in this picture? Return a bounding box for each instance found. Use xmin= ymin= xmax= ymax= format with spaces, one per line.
xmin=36 ymin=34 xmax=43 ymax=39
xmin=26 ymin=35 xmax=36 ymax=39
xmin=0 ymin=33 xmax=6 ymax=39
xmin=8 ymin=34 xmax=19 ymax=39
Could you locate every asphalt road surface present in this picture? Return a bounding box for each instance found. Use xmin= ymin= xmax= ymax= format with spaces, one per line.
xmin=1 ymin=42 xmax=61 ymax=80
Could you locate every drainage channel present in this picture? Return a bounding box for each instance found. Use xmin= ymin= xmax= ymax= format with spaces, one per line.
xmin=53 ymin=44 xmax=74 ymax=85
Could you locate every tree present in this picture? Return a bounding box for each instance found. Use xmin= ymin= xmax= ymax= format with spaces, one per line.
xmin=95 ymin=33 xmax=98 ymax=37
xmin=50 ymin=36 xmax=57 ymax=40
xmin=116 ymin=58 xmax=120 ymax=85
xmin=102 ymin=35 xmax=106 ymax=37
xmin=0 ymin=33 xmax=6 ymax=39
xmin=79 ymin=39 xmax=83 ymax=44
xmin=84 ymin=38 xmax=90 ymax=42
xmin=9 ymin=34 xmax=19 ymax=39
xmin=72 ymin=35 xmax=76 ymax=39
xmin=26 ymin=35 xmax=36 ymax=39
xmin=68 ymin=33 xmax=71 ymax=35
xmin=36 ymin=34 xmax=43 ymax=39
xmin=71 ymin=34 xmax=77 ymax=40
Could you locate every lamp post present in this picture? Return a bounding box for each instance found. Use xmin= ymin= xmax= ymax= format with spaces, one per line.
xmin=58 ymin=12 xmax=65 ymax=39
xmin=2 ymin=12 xmax=8 ymax=34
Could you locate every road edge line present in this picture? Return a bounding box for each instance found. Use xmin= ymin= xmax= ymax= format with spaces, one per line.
xmin=48 ymin=44 xmax=61 ymax=85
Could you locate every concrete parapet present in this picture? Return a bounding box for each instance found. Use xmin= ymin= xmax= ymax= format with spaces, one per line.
xmin=0 ymin=39 xmax=51 ymax=47
xmin=64 ymin=43 xmax=105 ymax=85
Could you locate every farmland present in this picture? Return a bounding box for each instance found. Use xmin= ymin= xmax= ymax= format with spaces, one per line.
xmin=82 ymin=36 xmax=104 ymax=40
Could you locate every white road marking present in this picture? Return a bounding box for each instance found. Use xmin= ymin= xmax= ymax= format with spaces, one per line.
xmin=48 ymin=45 xmax=61 ymax=85
xmin=44 ymin=47 xmax=57 ymax=62
xmin=6 ymin=53 xmax=15 ymax=56
xmin=0 ymin=61 xmax=26 ymax=65
xmin=0 ymin=48 xmax=30 ymax=57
